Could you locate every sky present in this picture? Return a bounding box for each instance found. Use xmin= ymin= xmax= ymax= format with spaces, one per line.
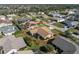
xmin=0 ymin=0 xmax=79 ymax=4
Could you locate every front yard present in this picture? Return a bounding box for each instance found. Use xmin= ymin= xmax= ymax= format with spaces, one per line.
xmin=13 ymin=30 xmax=27 ymax=37
xmin=54 ymin=22 xmax=64 ymax=28
xmin=0 ymin=35 xmax=3 ymax=38
xmin=37 ymin=23 xmax=48 ymax=27
xmin=51 ymin=29 xmax=65 ymax=36
xmin=67 ymin=28 xmax=79 ymax=33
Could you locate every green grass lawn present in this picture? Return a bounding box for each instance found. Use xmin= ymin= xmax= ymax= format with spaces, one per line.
xmin=38 ymin=24 xmax=48 ymax=27
xmin=67 ymin=28 xmax=79 ymax=33
xmin=52 ymin=29 xmax=64 ymax=34
xmin=51 ymin=29 xmax=65 ymax=35
xmin=0 ymin=35 xmax=3 ymax=38
xmin=13 ymin=30 xmax=26 ymax=37
xmin=54 ymin=23 xmax=64 ymax=28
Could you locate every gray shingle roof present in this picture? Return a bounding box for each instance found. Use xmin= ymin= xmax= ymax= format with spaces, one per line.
xmin=52 ymin=36 xmax=76 ymax=54
xmin=0 ymin=35 xmax=26 ymax=53
xmin=0 ymin=25 xmax=18 ymax=35
xmin=17 ymin=18 xmax=31 ymax=23
xmin=64 ymin=21 xmax=78 ymax=27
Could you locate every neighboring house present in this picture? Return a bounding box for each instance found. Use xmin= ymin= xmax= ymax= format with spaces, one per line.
xmin=29 ymin=26 xmax=55 ymax=39
xmin=53 ymin=17 xmax=65 ymax=22
xmin=7 ymin=14 xmax=17 ymax=20
xmin=50 ymin=12 xmax=66 ymax=22
xmin=63 ymin=21 xmax=78 ymax=28
xmin=0 ymin=16 xmax=18 ymax=35
xmin=0 ymin=35 xmax=26 ymax=54
xmin=0 ymin=17 xmax=12 ymax=27
xmin=29 ymin=12 xmax=35 ymax=15
xmin=38 ymin=12 xmax=45 ymax=15
xmin=51 ymin=36 xmax=76 ymax=54
xmin=0 ymin=15 xmax=6 ymax=20
xmin=68 ymin=9 xmax=77 ymax=15
xmin=49 ymin=12 xmax=66 ymax=18
xmin=49 ymin=12 xmax=60 ymax=17
xmin=75 ymin=10 xmax=79 ymax=19
xmin=68 ymin=16 xmax=75 ymax=21
xmin=7 ymin=14 xmax=16 ymax=18
xmin=21 ymin=21 xmax=39 ymax=30
xmin=68 ymin=10 xmax=79 ymax=20
xmin=0 ymin=23 xmax=12 ymax=28
xmin=17 ymin=18 xmax=31 ymax=24
xmin=0 ymin=25 xmax=18 ymax=35
xmin=68 ymin=10 xmax=75 ymax=15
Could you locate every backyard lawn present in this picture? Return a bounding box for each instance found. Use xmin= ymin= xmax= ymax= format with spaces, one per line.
xmin=51 ymin=29 xmax=65 ymax=35
xmin=0 ymin=35 xmax=3 ymax=38
xmin=37 ymin=24 xmax=48 ymax=27
xmin=67 ymin=28 xmax=79 ymax=33
xmin=13 ymin=30 xmax=27 ymax=37
xmin=54 ymin=22 xmax=64 ymax=28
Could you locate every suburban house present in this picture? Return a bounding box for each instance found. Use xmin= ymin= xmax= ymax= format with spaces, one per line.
xmin=7 ymin=14 xmax=17 ymax=20
xmin=0 ymin=16 xmax=18 ymax=35
xmin=17 ymin=18 xmax=32 ymax=24
xmin=75 ymin=10 xmax=79 ymax=19
xmin=29 ymin=12 xmax=36 ymax=14
xmin=68 ymin=9 xmax=79 ymax=20
xmin=0 ymin=35 xmax=26 ymax=54
xmin=29 ymin=26 xmax=55 ymax=40
xmin=0 ymin=15 xmax=6 ymax=20
xmin=38 ymin=12 xmax=45 ymax=15
xmin=0 ymin=25 xmax=18 ymax=35
xmin=50 ymin=12 xmax=66 ymax=22
xmin=0 ymin=16 xmax=17 ymax=35
xmin=0 ymin=17 xmax=12 ymax=27
xmin=68 ymin=10 xmax=76 ymax=15
xmin=53 ymin=17 xmax=66 ymax=22
xmin=51 ymin=36 xmax=76 ymax=54
xmin=62 ymin=21 xmax=78 ymax=28
xmin=49 ymin=12 xmax=60 ymax=17
xmin=23 ymin=21 xmax=48 ymax=30
xmin=21 ymin=21 xmax=39 ymax=30
xmin=49 ymin=12 xmax=66 ymax=17
xmin=66 ymin=15 xmax=75 ymax=21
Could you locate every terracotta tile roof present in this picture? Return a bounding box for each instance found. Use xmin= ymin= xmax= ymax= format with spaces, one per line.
xmin=37 ymin=28 xmax=49 ymax=38
xmin=30 ymin=26 xmax=54 ymax=39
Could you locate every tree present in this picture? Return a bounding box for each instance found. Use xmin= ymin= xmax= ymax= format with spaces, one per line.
xmin=46 ymin=44 xmax=55 ymax=52
xmin=65 ymin=30 xmax=72 ymax=38
xmin=1 ymin=32 xmax=4 ymax=36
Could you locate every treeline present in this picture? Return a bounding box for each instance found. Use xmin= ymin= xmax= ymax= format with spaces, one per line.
xmin=0 ymin=4 xmax=79 ymax=15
